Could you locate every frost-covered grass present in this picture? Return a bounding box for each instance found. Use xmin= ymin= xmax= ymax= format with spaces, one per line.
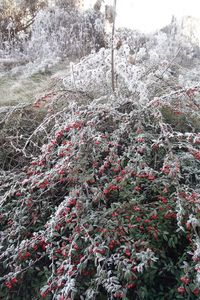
xmin=0 ymin=58 xmax=72 ymax=106
xmin=0 ymin=74 xmax=49 ymax=106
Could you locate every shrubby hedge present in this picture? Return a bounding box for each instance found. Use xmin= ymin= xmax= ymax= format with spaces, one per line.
xmin=0 ymin=90 xmax=199 ymax=299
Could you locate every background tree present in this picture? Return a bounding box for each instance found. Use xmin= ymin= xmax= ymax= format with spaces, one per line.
xmin=0 ymin=0 xmax=47 ymax=44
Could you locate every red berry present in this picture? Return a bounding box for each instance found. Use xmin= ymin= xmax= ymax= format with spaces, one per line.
xmin=150 ymin=215 xmax=157 ymax=220
xmin=5 ymin=281 xmax=12 ymax=289
xmin=11 ymin=277 xmax=17 ymax=284
xmin=180 ymin=276 xmax=190 ymax=284
xmin=125 ymin=249 xmax=131 ymax=257
xmin=73 ymin=244 xmax=79 ymax=250
xmin=134 ymin=186 xmax=141 ymax=192
xmin=193 ymin=288 xmax=199 ymax=296
xmin=127 ymin=283 xmax=136 ymax=289
xmin=177 ymin=286 xmax=185 ymax=294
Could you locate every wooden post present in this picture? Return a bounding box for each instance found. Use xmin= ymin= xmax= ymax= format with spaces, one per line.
xmin=111 ymin=0 xmax=117 ymax=93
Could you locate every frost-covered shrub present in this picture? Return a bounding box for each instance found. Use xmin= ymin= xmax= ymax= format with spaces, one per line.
xmin=25 ymin=7 xmax=105 ymax=64
xmin=0 ymin=0 xmax=47 ymax=56
xmin=63 ymin=45 xmax=150 ymax=100
xmin=0 ymin=87 xmax=200 ymax=299
xmin=61 ymin=20 xmax=200 ymax=102
xmin=0 ymin=104 xmax=49 ymax=170
xmin=22 ymin=6 xmax=105 ymax=75
xmin=0 ymin=1 xmax=105 ymax=74
xmin=63 ymin=48 xmax=113 ymax=98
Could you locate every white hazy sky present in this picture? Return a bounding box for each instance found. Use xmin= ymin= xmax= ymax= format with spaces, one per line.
xmin=84 ymin=0 xmax=200 ymax=32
